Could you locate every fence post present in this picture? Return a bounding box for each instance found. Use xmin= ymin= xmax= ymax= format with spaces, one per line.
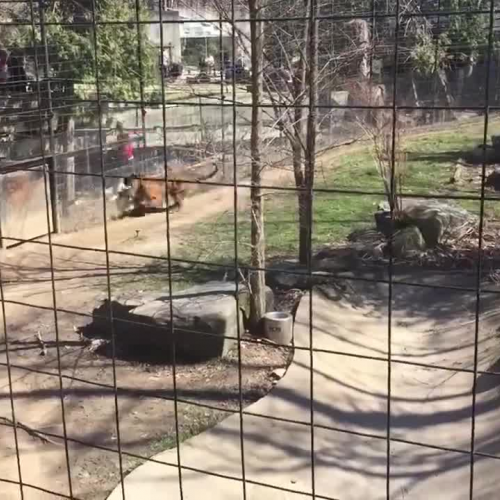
xmin=84 ymin=130 xmax=91 ymax=191
xmin=198 ymin=96 xmax=205 ymax=143
xmin=61 ymin=116 xmax=76 ymax=216
xmin=46 ymin=155 xmax=60 ymax=234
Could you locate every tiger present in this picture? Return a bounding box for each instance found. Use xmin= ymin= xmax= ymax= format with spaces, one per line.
xmin=115 ymin=161 xmax=219 ymax=218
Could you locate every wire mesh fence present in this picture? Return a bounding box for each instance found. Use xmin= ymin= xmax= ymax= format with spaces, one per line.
xmin=1 ymin=0 xmax=500 ymax=499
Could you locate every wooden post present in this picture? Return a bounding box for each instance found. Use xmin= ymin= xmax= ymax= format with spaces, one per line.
xmin=84 ymin=130 xmax=91 ymax=191
xmin=198 ymin=96 xmax=205 ymax=143
xmin=65 ymin=117 xmax=75 ymax=204
xmin=46 ymin=156 xmax=60 ymax=234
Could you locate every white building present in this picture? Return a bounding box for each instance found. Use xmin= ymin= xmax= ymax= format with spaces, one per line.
xmin=146 ymin=2 xmax=249 ymax=65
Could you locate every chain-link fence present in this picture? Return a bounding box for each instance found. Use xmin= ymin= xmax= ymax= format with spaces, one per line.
xmin=1 ymin=0 xmax=500 ymax=499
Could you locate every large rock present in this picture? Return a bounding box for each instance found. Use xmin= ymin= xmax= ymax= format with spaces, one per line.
xmin=130 ymin=285 xmax=239 ymax=360
xmin=465 ymin=145 xmax=499 ymax=165
xmin=267 ymin=260 xmax=309 ymax=289
xmin=400 ymin=201 xmax=473 ymax=247
xmin=267 ymin=260 xmax=332 ymax=289
xmin=88 ymin=281 xmax=274 ymax=361
xmin=315 ymin=246 xmax=362 ymax=271
xmin=169 ymin=281 xmax=274 ymax=330
xmin=391 ymin=226 xmax=426 ymax=258
xmin=486 ymin=169 xmax=500 ymax=191
xmin=491 ymin=135 xmax=500 ymax=151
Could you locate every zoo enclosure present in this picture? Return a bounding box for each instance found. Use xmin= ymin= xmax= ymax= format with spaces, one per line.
xmin=2 ymin=0 xmax=500 ymax=499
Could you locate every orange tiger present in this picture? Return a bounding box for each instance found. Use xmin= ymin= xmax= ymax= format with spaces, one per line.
xmin=115 ymin=162 xmax=218 ymax=217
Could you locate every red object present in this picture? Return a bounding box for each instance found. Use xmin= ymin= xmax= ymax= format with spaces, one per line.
xmin=124 ymin=141 xmax=134 ymax=161
xmin=118 ymin=131 xmax=134 ymax=161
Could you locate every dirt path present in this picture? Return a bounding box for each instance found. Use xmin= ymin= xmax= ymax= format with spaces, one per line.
xmin=0 ymin=167 xmax=294 ymax=500
xmin=1 ymin=164 xmax=294 ymax=309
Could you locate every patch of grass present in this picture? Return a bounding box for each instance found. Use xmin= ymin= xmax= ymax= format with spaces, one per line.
xmin=150 ymin=407 xmax=225 ymax=454
xmin=318 ymin=120 xmax=492 ymax=194
xmin=124 ymin=118 xmax=499 ymax=276
xmin=313 ymin=192 xmax=376 ymax=246
xmin=176 ymin=120 xmax=498 ymax=264
xmin=124 ymin=456 xmax=147 ymax=475
xmin=174 ymin=190 xmax=376 ymax=266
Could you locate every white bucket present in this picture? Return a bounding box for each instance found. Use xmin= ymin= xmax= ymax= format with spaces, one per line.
xmin=263 ymin=311 xmax=293 ymax=345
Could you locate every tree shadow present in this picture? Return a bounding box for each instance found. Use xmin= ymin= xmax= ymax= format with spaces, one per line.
xmin=406 ymin=149 xmax=469 ymax=165
xmin=5 ymin=246 xmax=500 ymax=498
xmin=5 ymin=273 xmax=500 ymax=500
xmin=407 ymin=146 xmax=500 ymax=166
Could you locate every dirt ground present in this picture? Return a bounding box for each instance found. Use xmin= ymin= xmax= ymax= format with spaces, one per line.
xmin=0 ymin=167 xmax=296 ymax=500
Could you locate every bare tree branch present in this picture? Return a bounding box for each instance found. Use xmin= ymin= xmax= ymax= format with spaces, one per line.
xmin=0 ymin=416 xmax=59 ymax=445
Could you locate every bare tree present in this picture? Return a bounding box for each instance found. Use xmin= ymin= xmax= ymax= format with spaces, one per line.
xmin=248 ymin=0 xmax=266 ymax=332
xmin=213 ymin=0 xmax=365 ymax=265
xmin=263 ymin=0 xmax=334 ymax=264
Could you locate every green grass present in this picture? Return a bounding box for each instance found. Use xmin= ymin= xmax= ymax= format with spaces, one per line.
xmin=150 ymin=407 xmax=225 ymax=454
xmin=172 ymin=118 xmax=500 ymax=266
xmin=317 ymin=121 xmax=488 ymax=194
xmin=174 ymin=188 xmax=377 ymax=266
xmin=126 ymin=118 xmax=497 ymax=277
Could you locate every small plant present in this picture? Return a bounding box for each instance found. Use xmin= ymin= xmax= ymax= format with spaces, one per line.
xmin=360 ymin=111 xmax=408 ymax=218
xmin=371 ymin=115 xmax=407 ymax=216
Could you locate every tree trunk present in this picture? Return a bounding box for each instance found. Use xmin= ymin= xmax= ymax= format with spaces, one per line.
xmin=455 ymin=67 xmax=465 ymax=108
xmin=248 ymin=0 xmax=266 ymax=333
xmin=437 ymin=68 xmax=455 ymax=122
xmin=298 ymin=190 xmax=310 ymax=264
xmin=291 ymin=8 xmax=308 ymax=265
xmin=301 ymin=0 xmax=318 ymax=267
xmin=455 ymin=63 xmax=475 ymax=108
xmin=353 ymin=19 xmax=371 ymax=80
xmin=411 ymin=71 xmax=427 ymax=125
xmin=349 ymin=18 xmax=372 ymax=124
xmin=411 ymin=71 xmax=421 ymax=107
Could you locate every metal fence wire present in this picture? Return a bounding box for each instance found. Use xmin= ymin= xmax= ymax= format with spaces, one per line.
xmin=2 ymin=0 xmax=500 ymax=498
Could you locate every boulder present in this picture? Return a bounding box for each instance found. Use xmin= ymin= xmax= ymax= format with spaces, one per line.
xmin=391 ymin=226 xmax=426 ymax=258
xmin=315 ymin=247 xmax=361 ymax=271
xmin=267 ymin=260 xmax=309 ymax=289
xmin=465 ymin=145 xmax=499 ymax=165
xmin=129 ymin=287 xmax=239 ymax=360
xmin=267 ymin=260 xmax=332 ymax=289
xmin=486 ymin=169 xmax=500 ymax=191
xmin=400 ymin=201 xmax=473 ymax=247
xmin=87 ymin=281 xmax=274 ymax=361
